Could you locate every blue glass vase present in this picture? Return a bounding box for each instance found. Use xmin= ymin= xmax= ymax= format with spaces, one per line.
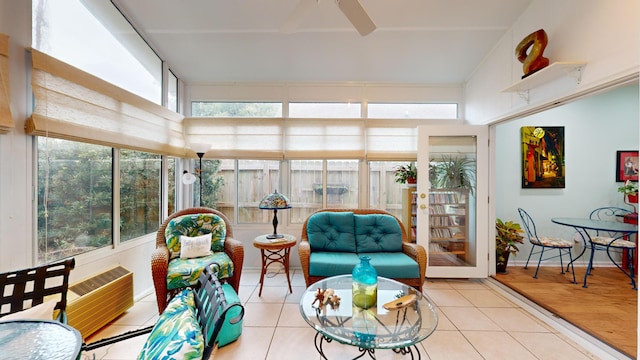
xmin=352 ymin=255 xmax=377 ymax=309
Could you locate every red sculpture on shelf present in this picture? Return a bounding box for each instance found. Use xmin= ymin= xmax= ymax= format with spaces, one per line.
xmin=516 ymin=29 xmax=550 ymax=78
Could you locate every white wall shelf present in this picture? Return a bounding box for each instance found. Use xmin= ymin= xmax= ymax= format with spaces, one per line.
xmin=502 ymin=61 xmax=587 ymax=102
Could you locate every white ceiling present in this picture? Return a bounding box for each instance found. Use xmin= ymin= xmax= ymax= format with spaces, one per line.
xmin=112 ymin=0 xmax=533 ymax=85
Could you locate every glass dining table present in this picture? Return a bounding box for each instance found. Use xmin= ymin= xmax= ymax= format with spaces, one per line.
xmin=551 ymin=217 xmax=638 ymax=289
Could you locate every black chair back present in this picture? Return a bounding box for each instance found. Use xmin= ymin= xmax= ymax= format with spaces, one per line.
xmin=0 ymin=258 xmax=75 ymax=322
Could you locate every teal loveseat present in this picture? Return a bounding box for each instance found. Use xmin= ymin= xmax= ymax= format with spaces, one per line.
xmin=299 ymin=209 xmax=426 ymax=291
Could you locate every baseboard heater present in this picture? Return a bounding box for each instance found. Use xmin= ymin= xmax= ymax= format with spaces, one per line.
xmin=66 ymin=265 xmax=134 ymax=339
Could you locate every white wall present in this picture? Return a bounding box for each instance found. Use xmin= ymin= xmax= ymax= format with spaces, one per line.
xmin=0 ymin=0 xmax=33 ymax=272
xmin=495 ymin=84 xmax=639 ymax=266
xmin=466 ymin=0 xmax=640 ymax=124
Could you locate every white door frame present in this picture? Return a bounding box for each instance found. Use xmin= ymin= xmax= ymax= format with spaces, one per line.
xmin=417 ymin=125 xmax=489 ymax=278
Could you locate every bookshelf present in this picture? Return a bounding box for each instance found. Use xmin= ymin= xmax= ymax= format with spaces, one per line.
xmin=428 ymin=189 xmax=469 ymax=260
xmin=402 ymin=187 xmax=417 ymax=243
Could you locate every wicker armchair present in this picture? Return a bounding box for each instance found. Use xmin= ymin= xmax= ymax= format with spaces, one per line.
xmin=299 ymin=208 xmax=426 ymax=291
xmin=152 ymin=207 xmax=244 ymax=314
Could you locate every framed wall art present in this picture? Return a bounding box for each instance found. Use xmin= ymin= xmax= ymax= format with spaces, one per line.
xmin=521 ymin=126 xmax=565 ymax=188
xmin=616 ymin=150 xmax=639 ymax=182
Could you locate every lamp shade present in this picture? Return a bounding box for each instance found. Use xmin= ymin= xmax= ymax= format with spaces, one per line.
xmin=182 ymin=170 xmax=197 ymax=185
xmin=190 ymin=142 xmax=211 ymax=155
xmin=259 ymin=190 xmax=291 ymax=210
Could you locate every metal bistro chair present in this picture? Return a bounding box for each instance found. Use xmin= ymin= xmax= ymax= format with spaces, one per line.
xmin=518 ymin=208 xmax=576 ymax=283
xmin=0 ymin=258 xmax=75 ymax=323
xmin=584 ymin=207 xmax=636 ymax=289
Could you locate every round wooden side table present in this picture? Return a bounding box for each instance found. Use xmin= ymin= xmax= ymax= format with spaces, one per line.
xmin=253 ymin=234 xmax=297 ymax=296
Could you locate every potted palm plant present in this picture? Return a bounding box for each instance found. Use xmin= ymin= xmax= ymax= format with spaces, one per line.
xmin=495 ymin=218 xmax=524 ymax=273
xmin=430 ymin=155 xmax=476 ymax=194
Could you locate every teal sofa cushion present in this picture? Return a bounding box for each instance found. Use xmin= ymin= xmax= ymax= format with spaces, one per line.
xmin=354 ymin=214 xmax=403 ymax=253
xmin=309 ymin=252 xmax=360 ymax=277
xmin=138 ymin=289 xmax=203 ymax=360
xmin=359 ymin=252 xmax=420 ymax=279
xmin=217 ymin=284 xmax=243 ymax=348
xmin=307 ymin=212 xmax=357 ymax=253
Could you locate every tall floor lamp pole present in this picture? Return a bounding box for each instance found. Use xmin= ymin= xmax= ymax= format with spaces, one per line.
xmin=196 ymin=152 xmax=204 ymax=207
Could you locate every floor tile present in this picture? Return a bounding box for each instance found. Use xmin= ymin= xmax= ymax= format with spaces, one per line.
xmin=266 ymin=327 xmax=320 ymax=360
xmin=423 ymin=288 xmax=474 ymax=307
xmin=462 ymin=330 xmax=538 ymax=360
xmin=430 ymin=305 xmax=456 ymax=331
xmin=458 ymin=289 xmax=515 ymax=308
xmin=278 ymin=303 xmax=309 ymax=327
xmin=510 ymin=332 xmax=599 ymax=360
xmin=439 ymin=306 xmax=502 ymax=331
xmin=478 ymin=307 xmax=549 ymax=332
xmin=423 ymin=279 xmax=455 ymax=289
xmin=211 ymin=326 xmax=274 ymax=359
xmin=423 ymin=330 xmax=484 ymax=360
xmin=242 ymin=302 xmax=283 ymax=327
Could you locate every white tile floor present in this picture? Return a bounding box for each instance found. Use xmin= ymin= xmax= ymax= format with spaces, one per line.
xmin=81 ymin=269 xmax=625 ymax=360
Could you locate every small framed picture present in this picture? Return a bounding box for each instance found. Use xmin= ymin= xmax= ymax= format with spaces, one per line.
xmin=616 ymin=150 xmax=639 ymax=182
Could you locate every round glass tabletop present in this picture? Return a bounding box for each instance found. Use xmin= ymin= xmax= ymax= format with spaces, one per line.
xmin=299 ymin=275 xmax=438 ymax=350
xmin=0 ymin=319 xmax=82 ymax=360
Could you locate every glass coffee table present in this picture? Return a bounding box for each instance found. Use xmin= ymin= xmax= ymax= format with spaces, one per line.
xmin=299 ymin=275 xmax=438 ymax=359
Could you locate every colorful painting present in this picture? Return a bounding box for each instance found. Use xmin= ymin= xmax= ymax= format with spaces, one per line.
xmin=521 ymin=126 xmax=565 ymax=188
xmin=616 ymin=150 xmax=639 ymax=182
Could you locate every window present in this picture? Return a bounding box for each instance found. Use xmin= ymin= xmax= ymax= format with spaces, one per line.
xmin=289 ymin=102 xmax=361 ymax=118
xmin=119 ymin=150 xmax=162 ymax=242
xmin=167 ymin=70 xmax=178 ymax=112
xmin=167 ymin=157 xmax=177 ymax=217
xmin=290 ymin=160 xmax=323 ymax=223
xmin=191 ymin=102 xmax=282 ymax=117
xmin=37 ymin=138 xmax=113 ymax=263
xmin=32 ymin=0 xmax=162 ymax=104
xmin=185 ymin=158 xmax=226 ymax=212
xmin=289 ymin=160 xmax=359 ymax=223
xmin=210 ymin=160 xmax=281 ymax=225
xmin=368 ymin=103 xmax=458 ymax=119
xmin=368 ymin=161 xmax=409 ymax=219
xmin=237 ymin=160 xmax=280 ymax=223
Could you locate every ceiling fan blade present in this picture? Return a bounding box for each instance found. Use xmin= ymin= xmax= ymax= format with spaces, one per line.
xmin=336 ymin=0 xmax=376 ymax=36
xmin=280 ymin=0 xmax=319 ymax=33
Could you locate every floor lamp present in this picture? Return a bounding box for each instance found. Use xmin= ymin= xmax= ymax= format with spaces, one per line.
xmin=182 ymin=143 xmax=211 ymax=207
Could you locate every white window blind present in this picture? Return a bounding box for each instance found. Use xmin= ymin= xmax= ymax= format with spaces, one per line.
xmin=26 ymin=49 xmax=185 ymax=156
xmin=184 ymin=117 xmax=284 ymax=159
xmin=182 ymin=117 xmax=422 ymax=160
xmin=365 ymin=119 xmax=419 ymax=161
xmin=0 ymin=33 xmax=14 ymax=134
xmin=284 ymin=118 xmax=365 ymax=159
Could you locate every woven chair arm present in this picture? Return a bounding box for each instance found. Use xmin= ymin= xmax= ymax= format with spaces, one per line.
xmin=298 ymin=240 xmax=311 ymax=286
xmin=224 ymin=237 xmax=244 ymax=294
xmin=402 ymin=242 xmax=427 ymax=284
xmin=151 ymin=247 xmax=170 ymax=313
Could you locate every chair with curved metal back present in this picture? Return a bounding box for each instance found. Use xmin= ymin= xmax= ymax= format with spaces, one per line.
xmin=0 ymin=258 xmax=75 ymax=323
xmin=517 ymin=208 xmax=576 ymax=283
xmin=585 ymin=207 xmax=636 ymax=288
